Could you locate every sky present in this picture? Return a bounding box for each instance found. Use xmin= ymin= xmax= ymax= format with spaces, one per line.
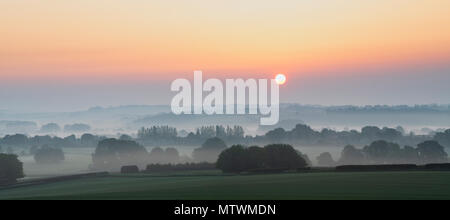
xmin=1 ymin=0 xmax=450 ymax=112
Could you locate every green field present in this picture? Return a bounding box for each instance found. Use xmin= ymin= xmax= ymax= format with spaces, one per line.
xmin=1 ymin=171 xmax=450 ymax=200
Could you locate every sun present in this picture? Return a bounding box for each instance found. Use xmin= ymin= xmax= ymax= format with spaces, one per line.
xmin=275 ymin=73 xmax=286 ymax=85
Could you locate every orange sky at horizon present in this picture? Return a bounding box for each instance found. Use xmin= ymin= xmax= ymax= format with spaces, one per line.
xmin=1 ymin=0 xmax=450 ymax=83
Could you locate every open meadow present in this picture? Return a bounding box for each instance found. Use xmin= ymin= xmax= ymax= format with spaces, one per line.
xmin=1 ymin=171 xmax=449 ymax=200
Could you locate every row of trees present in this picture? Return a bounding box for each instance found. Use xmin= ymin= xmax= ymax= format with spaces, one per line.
xmin=256 ymin=125 xmax=450 ymax=148
xmin=317 ymin=140 xmax=448 ymax=166
xmin=138 ymin=126 xmax=177 ymax=139
xmin=135 ymin=124 xmax=450 ymax=148
xmin=260 ymin=124 xmax=413 ymax=146
xmin=216 ymin=144 xmax=309 ymax=173
xmin=0 ymin=142 xmax=65 ymax=164
xmin=193 ymin=125 xmax=245 ymax=139
xmin=2 ymin=125 xmax=450 ymax=150
xmin=89 ymin=136 xmax=448 ymax=172
xmin=0 ymin=133 xmax=107 ymax=149
xmin=137 ymin=125 xmax=247 ymax=146
xmin=326 ymin=104 xmax=450 ymax=113
xmin=145 ymin=162 xmax=216 ymax=172
xmin=91 ymin=137 xmax=231 ymax=171
xmin=40 ymin=123 xmax=91 ymax=133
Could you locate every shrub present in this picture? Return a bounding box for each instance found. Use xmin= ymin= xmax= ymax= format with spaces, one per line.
xmin=0 ymin=154 xmax=24 ymax=184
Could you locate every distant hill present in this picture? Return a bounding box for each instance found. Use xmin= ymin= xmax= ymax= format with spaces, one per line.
xmin=0 ymin=104 xmax=449 ymax=136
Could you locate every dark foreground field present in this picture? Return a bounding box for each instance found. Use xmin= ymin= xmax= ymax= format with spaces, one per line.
xmin=1 ymin=171 xmax=449 ymax=200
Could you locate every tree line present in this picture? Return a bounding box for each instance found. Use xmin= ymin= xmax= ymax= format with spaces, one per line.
xmin=317 ymin=140 xmax=448 ymax=166
xmin=91 ymin=137 xmax=232 ymax=171
xmin=2 ymin=124 xmax=450 ymax=150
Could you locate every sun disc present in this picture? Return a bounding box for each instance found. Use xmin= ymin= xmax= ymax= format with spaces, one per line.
xmin=275 ymin=74 xmax=286 ymax=85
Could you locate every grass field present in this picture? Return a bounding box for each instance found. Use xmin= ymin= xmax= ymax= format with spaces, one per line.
xmin=0 ymin=171 xmax=450 ymax=200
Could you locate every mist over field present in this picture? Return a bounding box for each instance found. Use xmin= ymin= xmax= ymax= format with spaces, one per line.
xmin=2 ymin=1 xmax=450 ymax=202
xmin=0 ymin=104 xmax=448 ymax=178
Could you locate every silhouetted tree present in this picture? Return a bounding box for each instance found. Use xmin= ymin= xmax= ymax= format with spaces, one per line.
xmin=317 ymin=152 xmax=335 ymax=166
xmin=361 ymin=126 xmax=381 ymax=140
xmin=339 ymin=145 xmax=365 ymax=165
xmin=363 ymin=140 xmax=401 ymax=164
xmin=138 ymin=126 xmax=177 ymax=139
xmin=81 ymin=133 xmax=98 ymax=147
xmin=417 ymin=140 xmax=448 ymax=164
xmin=399 ymin=145 xmax=419 ymax=164
xmin=378 ymin=127 xmax=402 ymax=141
xmin=434 ymin=129 xmax=450 ymax=148
xmin=246 ymin=146 xmax=267 ymax=170
xmin=265 ymin=128 xmax=286 ymax=142
xmin=263 ymin=144 xmax=308 ymax=170
xmin=395 ymin=126 xmax=405 ymax=135
xmin=288 ymin=124 xmax=319 ymax=142
xmin=193 ymin=137 xmax=227 ymax=162
xmin=216 ymin=145 xmax=249 ymax=173
xmin=92 ymin=138 xmax=148 ymax=171
xmin=63 ymin=135 xmax=77 ymax=147
xmin=2 ymin=134 xmax=28 ymax=146
xmin=298 ymin=151 xmax=312 ymax=166
xmin=34 ymin=146 xmax=65 ymax=164
xmin=0 ymin=154 xmax=24 ymax=183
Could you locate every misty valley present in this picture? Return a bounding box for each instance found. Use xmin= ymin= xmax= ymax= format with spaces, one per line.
xmin=1 ymin=104 xmax=450 ymax=200
xmin=1 ymin=118 xmax=449 ymax=177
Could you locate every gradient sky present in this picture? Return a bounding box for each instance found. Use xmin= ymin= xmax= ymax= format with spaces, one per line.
xmin=1 ymin=0 xmax=450 ymax=112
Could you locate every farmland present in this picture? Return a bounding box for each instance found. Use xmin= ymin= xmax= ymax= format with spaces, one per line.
xmin=0 ymin=171 xmax=449 ymax=200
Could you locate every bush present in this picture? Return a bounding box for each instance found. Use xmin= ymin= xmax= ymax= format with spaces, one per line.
xmin=0 ymin=154 xmax=24 ymax=184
